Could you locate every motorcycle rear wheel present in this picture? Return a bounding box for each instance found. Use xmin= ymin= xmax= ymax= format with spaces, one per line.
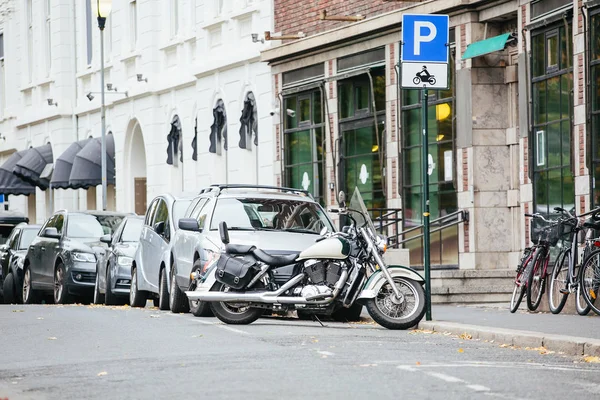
xmin=365 ymin=277 xmax=426 ymax=330
xmin=209 ymin=283 xmax=263 ymax=325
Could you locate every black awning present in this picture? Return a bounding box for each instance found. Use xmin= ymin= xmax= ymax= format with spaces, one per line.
xmin=12 ymin=143 xmax=54 ymax=190
xmin=0 ymin=150 xmax=36 ymax=196
xmin=50 ymin=137 xmax=93 ymax=189
xmin=69 ymin=134 xmax=115 ymax=189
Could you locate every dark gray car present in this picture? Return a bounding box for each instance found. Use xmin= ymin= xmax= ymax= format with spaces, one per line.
xmin=1 ymin=223 xmax=42 ymax=304
xmin=22 ymin=210 xmax=131 ymax=304
xmin=94 ymin=215 xmax=144 ymax=305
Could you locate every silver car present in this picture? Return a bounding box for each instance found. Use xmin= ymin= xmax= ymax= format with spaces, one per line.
xmin=171 ymin=184 xmax=336 ymax=316
xmin=130 ymin=193 xmax=195 ymax=310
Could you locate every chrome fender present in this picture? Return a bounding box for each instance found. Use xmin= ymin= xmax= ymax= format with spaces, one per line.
xmin=356 ymin=265 xmax=425 ymax=301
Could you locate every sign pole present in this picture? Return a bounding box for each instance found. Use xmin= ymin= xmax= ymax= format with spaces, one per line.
xmin=421 ymin=86 xmax=432 ymax=321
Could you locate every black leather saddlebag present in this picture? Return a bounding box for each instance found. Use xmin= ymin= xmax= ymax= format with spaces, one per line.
xmin=215 ymin=254 xmax=258 ymax=290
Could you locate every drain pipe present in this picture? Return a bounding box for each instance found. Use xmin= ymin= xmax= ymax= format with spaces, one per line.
xmin=562 ymin=14 xmax=574 ymax=176
xmin=71 ymin=0 xmax=79 ymax=211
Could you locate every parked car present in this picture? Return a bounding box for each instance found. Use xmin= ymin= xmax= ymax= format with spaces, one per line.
xmin=0 ymin=210 xmax=29 ymax=302
xmin=1 ymin=223 xmax=42 ymax=303
xmin=94 ymin=215 xmax=144 ymax=305
xmin=130 ymin=193 xmax=196 ymax=310
xmin=171 ymin=184 xmax=339 ymax=317
xmin=22 ymin=210 xmax=131 ymax=304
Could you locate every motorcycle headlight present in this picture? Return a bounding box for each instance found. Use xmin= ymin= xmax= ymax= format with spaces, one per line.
xmin=117 ymin=256 xmax=134 ymax=266
xmin=72 ymin=252 xmax=97 ymax=263
xmin=376 ymin=236 xmax=388 ymax=253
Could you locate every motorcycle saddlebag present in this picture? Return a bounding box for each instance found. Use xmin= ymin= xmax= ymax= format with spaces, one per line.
xmin=215 ymin=254 xmax=258 ymax=290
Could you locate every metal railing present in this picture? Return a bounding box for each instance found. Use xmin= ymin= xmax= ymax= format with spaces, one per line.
xmin=368 ymin=208 xmax=402 ymax=248
xmin=398 ymin=210 xmax=469 ymax=246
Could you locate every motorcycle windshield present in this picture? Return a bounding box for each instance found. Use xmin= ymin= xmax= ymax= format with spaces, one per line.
xmin=348 ymin=187 xmax=377 ymax=235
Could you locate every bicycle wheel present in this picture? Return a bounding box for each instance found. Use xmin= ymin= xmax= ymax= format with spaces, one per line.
xmin=580 ymin=248 xmax=600 ymax=316
xmin=548 ymin=249 xmax=569 ymax=314
xmin=510 ymin=253 xmax=530 ymax=313
xmin=527 ymin=247 xmax=547 ymax=311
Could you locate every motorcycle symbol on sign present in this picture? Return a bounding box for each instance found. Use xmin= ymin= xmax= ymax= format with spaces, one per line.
xmin=413 ymin=66 xmax=436 ymax=85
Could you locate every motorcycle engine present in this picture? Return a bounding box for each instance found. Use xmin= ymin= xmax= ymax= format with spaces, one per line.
xmin=303 ymin=259 xmax=344 ymax=288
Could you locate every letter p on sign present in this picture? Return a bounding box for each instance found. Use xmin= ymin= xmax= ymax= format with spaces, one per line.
xmin=414 ymin=21 xmax=436 ymax=56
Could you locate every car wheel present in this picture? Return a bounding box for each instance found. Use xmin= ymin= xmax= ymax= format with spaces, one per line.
xmin=158 ymin=268 xmax=170 ymax=310
xmin=54 ymin=263 xmax=71 ymax=304
xmin=130 ymin=267 xmax=148 ymax=308
xmin=189 ymin=259 xmax=213 ymax=317
xmin=93 ymin=271 xmax=105 ymax=305
xmin=3 ymin=272 xmax=16 ymax=304
xmin=169 ymin=264 xmax=189 ymax=314
xmin=104 ymin=268 xmax=118 ymax=306
xmin=22 ymin=266 xmax=39 ymax=304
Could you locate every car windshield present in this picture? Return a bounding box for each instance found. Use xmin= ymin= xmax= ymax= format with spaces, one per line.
xmin=173 ymin=199 xmax=193 ymax=226
xmin=67 ymin=214 xmax=126 ymax=239
xmin=121 ymin=218 xmax=143 ymax=242
xmin=209 ymin=197 xmax=334 ymax=234
xmin=18 ymin=229 xmax=39 ymax=250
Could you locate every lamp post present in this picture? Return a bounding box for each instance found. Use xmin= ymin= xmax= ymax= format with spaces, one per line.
xmin=91 ymin=0 xmax=112 ymax=211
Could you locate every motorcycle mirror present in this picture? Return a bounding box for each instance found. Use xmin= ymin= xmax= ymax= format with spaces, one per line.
xmin=219 ymin=221 xmax=230 ymax=244
xmin=338 ymin=191 xmax=346 ymax=207
xmin=319 ymin=226 xmax=328 ymax=236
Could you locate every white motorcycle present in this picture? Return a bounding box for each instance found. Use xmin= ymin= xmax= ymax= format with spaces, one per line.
xmin=185 ymin=188 xmax=426 ymax=330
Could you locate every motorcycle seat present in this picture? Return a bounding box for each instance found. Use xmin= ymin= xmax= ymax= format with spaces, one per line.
xmin=252 ymin=248 xmax=299 ymax=267
xmin=225 ymin=244 xmax=255 ymax=255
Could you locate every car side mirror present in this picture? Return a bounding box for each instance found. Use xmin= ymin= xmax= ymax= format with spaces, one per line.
xmin=219 ymin=221 xmax=230 ymax=244
xmin=43 ymin=227 xmax=61 ymax=239
xmin=100 ymin=234 xmax=112 ymax=244
xmin=153 ymin=221 xmax=165 ymax=236
xmin=178 ymin=218 xmax=201 ymax=232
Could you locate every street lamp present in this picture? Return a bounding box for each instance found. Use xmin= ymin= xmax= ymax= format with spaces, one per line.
xmin=91 ymin=0 xmax=112 ymax=211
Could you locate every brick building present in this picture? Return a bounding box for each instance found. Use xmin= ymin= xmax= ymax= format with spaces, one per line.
xmin=261 ymin=0 xmax=592 ymax=303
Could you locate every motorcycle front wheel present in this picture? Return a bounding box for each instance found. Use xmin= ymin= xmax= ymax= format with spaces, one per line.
xmin=209 ymin=283 xmax=263 ymax=325
xmin=365 ymin=277 xmax=426 ymax=330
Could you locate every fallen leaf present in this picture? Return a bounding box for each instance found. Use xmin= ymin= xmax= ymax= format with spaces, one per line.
xmin=47 ymin=337 xmax=57 ymax=340
xmin=312 ymin=339 xmax=319 ymax=343
xmin=97 ymin=371 xmax=108 ymax=376
xmin=416 ymin=361 xmax=421 ymax=366
xmin=12 ymin=309 xmax=24 ymax=313
xmin=191 ymin=335 xmax=204 ymax=338
xmin=459 ymin=332 xmax=472 ymax=340
xmin=37 ymin=317 xmax=44 ymax=320
xmin=583 ymin=356 xmax=600 ymax=363
xmin=458 ymin=348 xmax=464 ymax=353
xmin=499 ymin=344 xmax=509 ymax=348
xmin=150 ymin=315 xmax=160 ymax=318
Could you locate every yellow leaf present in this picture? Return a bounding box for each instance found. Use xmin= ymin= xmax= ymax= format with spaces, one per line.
xmin=583 ymin=356 xmax=600 ymax=363
xmin=97 ymin=371 xmax=108 ymax=376
xmin=47 ymin=337 xmax=57 ymax=340
xmin=416 ymin=361 xmax=421 ymax=365
xmin=459 ymin=333 xmax=472 ymax=340
xmin=12 ymin=309 xmax=24 ymax=313
xmin=458 ymin=348 xmax=464 ymax=353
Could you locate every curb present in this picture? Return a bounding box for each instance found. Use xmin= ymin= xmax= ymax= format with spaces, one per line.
xmin=417 ymin=320 xmax=600 ymax=357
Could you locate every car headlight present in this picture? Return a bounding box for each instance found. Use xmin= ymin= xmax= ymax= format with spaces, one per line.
xmin=117 ymin=256 xmax=134 ymax=266
xmin=72 ymin=252 xmax=97 ymax=263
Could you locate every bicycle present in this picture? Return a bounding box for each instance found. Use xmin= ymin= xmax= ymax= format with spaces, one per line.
xmin=547 ymin=206 xmax=600 ymax=315
xmin=510 ymin=212 xmax=559 ymax=313
xmin=575 ymin=213 xmax=600 ymax=315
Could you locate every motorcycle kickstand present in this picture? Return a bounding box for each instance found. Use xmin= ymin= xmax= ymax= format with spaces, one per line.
xmin=312 ymin=314 xmax=327 ymax=328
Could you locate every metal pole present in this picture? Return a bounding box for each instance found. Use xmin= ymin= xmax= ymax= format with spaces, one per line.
xmin=421 ymin=86 xmax=432 ymax=321
xmin=99 ymin=19 xmax=107 ymax=211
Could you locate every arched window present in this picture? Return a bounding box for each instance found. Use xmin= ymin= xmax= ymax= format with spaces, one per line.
xmin=209 ymin=99 xmax=227 ymax=155
xmin=167 ymin=114 xmax=182 ymax=165
xmin=239 ymin=91 xmax=258 ymax=149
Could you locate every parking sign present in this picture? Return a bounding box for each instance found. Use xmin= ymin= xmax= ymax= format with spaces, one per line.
xmin=401 ymin=14 xmax=449 ymax=89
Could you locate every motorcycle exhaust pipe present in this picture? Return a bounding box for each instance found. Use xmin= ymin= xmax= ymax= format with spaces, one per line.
xmin=186 ymin=269 xmax=349 ymax=306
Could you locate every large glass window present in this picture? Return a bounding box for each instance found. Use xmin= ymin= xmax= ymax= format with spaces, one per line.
xmin=590 ymin=13 xmax=600 ymax=206
xmin=338 ymin=67 xmax=386 ymax=212
xmin=283 ymin=90 xmax=326 ymax=205
xmin=531 ymin=23 xmax=574 ymax=216
xmin=401 ymin=58 xmax=457 ymax=268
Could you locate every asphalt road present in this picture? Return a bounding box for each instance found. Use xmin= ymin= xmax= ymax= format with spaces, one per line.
xmin=1 ymin=304 xmax=600 ymax=400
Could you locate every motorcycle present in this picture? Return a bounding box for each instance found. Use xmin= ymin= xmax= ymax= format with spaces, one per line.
xmin=185 ymin=188 xmax=426 ymax=330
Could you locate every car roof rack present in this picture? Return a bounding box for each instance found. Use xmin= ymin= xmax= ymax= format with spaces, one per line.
xmin=200 ymin=184 xmax=313 ymax=199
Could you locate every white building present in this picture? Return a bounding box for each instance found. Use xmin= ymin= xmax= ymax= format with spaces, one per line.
xmin=0 ymin=0 xmax=274 ymax=222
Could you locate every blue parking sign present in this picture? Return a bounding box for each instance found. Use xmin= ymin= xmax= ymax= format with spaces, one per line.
xmin=401 ymin=14 xmax=449 ymax=63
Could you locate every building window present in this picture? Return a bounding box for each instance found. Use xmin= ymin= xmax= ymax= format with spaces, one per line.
xmin=130 ymin=0 xmax=138 ymax=51
xmin=338 ymin=67 xmax=386 ymax=212
xmin=170 ymin=0 xmax=179 ymax=38
xmin=401 ymin=60 xmax=457 ymax=268
xmin=531 ymin=23 xmax=573 ymax=216
xmin=27 ymin=0 xmax=33 ymax=81
xmin=85 ymin=0 xmax=93 ymax=66
xmin=45 ymin=0 xmax=51 ymax=75
xmin=283 ymin=91 xmax=325 ymax=205
xmin=215 ymin=0 xmax=224 ymax=17
xmin=591 ymin=13 xmax=600 ymax=206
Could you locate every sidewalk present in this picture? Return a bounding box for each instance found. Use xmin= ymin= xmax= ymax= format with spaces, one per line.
xmin=414 ymin=304 xmax=600 ymax=357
